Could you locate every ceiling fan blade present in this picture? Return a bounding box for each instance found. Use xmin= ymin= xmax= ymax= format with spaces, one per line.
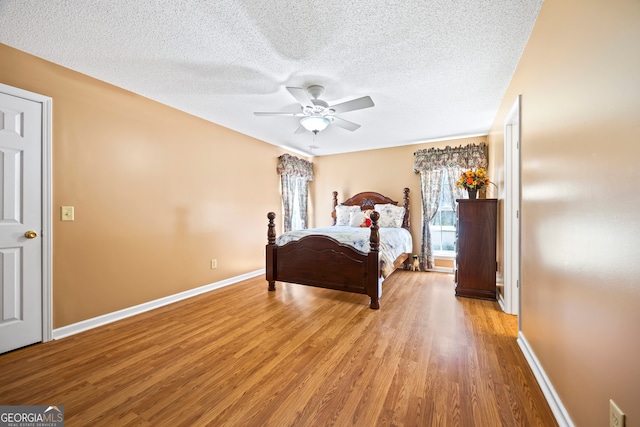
xmin=286 ymin=87 xmax=314 ymax=107
xmin=332 ymin=116 xmax=361 ymax=132
xmin=329 ymin=96 xmax=374 ymax=114
xmin=254 ymin=111 xmax=302 ymax=116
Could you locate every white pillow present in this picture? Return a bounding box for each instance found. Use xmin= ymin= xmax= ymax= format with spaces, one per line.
xmin=349 ymin=211 xmax=365 ymax=227
xmin=374 ymin=204 xmax=405 ymax=228
xmin=335 ymin=204 xmax=360 ymax=226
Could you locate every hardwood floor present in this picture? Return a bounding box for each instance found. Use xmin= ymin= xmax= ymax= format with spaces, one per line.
xmin=0 ymin=271 xmax=557 ymax=426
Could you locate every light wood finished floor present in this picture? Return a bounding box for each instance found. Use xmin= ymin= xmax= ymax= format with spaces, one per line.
xmin=0 ymin=271 xmax=557 ymax=426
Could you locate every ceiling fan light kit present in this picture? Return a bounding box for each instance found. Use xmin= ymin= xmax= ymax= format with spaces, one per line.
xmin=254 ymin=85 xmax=374 ymax=135
xmin=300 ymin=116 xmax=331 ymax=134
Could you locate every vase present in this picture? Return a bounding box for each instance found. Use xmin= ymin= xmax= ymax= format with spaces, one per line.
xmin=467 ymin=188 xmax=477 ymax=199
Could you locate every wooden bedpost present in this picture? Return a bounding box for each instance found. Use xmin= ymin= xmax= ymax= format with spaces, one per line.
xmin=331 ymin=191 xmax=338 ymax=225
xmin=266 ymin=212 xmax=277 ymax=291
xmin=402 ymin=187 xmax=410 ymax=229
xmin=369 ymin=211 xmax=380 ymax=252
xmin=368 ymin=211 xmax=381 ymax=309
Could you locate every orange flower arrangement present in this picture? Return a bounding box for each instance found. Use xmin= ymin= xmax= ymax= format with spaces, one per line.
xmin=455 ymin=168 xmax=491 ymax=190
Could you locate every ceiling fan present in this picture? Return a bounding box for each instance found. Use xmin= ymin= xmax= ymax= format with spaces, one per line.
xmin=254 ymin=85 xmax=375 ymax=134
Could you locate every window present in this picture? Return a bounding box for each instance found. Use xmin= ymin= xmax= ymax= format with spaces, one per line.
xmin=429 ymin=169 xmax=456 ymax=256
xmin=289 ymin=177 xmax=305 ymax=231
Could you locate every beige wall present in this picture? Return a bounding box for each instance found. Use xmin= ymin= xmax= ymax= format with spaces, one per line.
xmin=487 ymin=0 xmax=640 ymax=426
xmin=6 ymin=0 xmax=639 ymax=421
xmin=312 ymin=135 xmax=488 ymax=256
xmin=1 ymin=43 xmax=298 ymax=328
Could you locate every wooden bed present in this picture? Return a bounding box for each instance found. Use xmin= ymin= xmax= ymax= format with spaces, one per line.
xmin=266 ymin=188 xmax=410 ymax=309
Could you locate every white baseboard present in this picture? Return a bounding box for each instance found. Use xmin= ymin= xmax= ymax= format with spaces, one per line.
xmin=424 ymin=267 xmax=454 ymax=274
xmin=497 ymin=293 xmax=506 ymax=312
xmin=517 ymin=332 xmax=574 ymax=427
xmin=53 ymin=269 xmax=265 ymax=340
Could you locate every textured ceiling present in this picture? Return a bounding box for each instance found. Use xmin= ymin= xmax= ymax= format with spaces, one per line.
xmin=0 ymin=0 xmax=543 ymax=156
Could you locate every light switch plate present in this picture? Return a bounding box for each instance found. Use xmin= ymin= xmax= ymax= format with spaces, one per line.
xmin=61 ymin=206 xmax=74 ymax=221
xmin=610 ymin=399 xmax=625 ymax=427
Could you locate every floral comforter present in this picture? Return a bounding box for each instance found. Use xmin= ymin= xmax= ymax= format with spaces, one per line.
xmin=276 ymin=226 xmax=413 ymax=279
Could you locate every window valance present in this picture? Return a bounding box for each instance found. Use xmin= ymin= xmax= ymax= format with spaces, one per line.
xmin=277 ymin=154 xmax=314 ymax=181
xmin=413 ymin=143 xmax=488 ymax=173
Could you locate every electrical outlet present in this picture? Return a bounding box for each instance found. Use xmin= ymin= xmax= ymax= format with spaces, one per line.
xmin=610 ymin=400 xmax=625 ymax=427
xmin=211 ymin=259 xmax=217 ymax=269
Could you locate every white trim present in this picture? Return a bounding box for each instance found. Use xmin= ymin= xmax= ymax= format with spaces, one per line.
xmin=432 ymin=252 xmax=455 ymax=260
xmin=517 ymin=332 xmax=574 ymax=427
xmin=41 ymin=97 xmax=53 ymax=342
xmin=297 ymin=132 xmax=488 ymax=157
xmin=274 ymin=144 xmax=312 ymax=157
xmin=0 ymin=83 xmax=53 ymax=343
xmin=503 ymin=95 xmax=521 ymax=316
xmin=426 ymin=267 xmax=454 ymax=274
xmin=53 ymin=269 xmax=264 ymax=339
xmin=429 ymin=255 xmax=455 ymax=274
xmin=406 ymin=132 xmax=488 ymax=147
xmin=497 ymin=293 xmax=506 ymax=312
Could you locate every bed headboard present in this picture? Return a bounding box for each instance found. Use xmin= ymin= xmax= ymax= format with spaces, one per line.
xmin=331 ymin=188 xmax=410 ymax=229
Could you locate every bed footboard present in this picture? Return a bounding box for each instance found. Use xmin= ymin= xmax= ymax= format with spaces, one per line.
xmin=266 ymin=212 xmax=382 ymax=309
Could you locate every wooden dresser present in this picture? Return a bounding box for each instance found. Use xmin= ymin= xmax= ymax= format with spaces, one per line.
xmin=455 ymin=199 xmax=498 ymax=300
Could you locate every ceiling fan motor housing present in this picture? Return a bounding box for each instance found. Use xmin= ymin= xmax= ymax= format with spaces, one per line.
xmin=303 ymin=99 xmax=333 ymax=116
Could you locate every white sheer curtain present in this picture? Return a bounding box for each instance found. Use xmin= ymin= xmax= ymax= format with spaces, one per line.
xmin=418 ymin=170 xmax=443 ymax=270
xmin=280 ymin=175 xmax=308 ymax=231
xmin=277 ymin=154 xmax=314 ymax=232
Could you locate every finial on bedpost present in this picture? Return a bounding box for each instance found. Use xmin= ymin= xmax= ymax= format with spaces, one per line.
xmin=267 ymin=212 xmax=276 ymax=245
xmin=369 ymin=211 xmax=380 ymax=252
xmin=332 ymin=191 xmax=338 ymax=225
xmin=402 ymin=187 xmax=410 ymax=229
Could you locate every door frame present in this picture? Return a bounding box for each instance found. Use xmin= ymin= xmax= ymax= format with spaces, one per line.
xmin=503 ymin=95 xmax=521 ymax=317
xmin=0 ymin=83 xmax=53 ymax=342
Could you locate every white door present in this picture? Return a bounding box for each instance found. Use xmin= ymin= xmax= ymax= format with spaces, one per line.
xmin=504 ymin=95 xmax=521 ymax=317
xmin=0 ymin=91 xmax=43 ymax=353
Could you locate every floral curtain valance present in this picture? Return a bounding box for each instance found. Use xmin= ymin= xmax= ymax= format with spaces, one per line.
xmin=277 ymin=154 xmax=314 ymax=181
xmin=413 ymin=143 xmax=488 ymax=173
